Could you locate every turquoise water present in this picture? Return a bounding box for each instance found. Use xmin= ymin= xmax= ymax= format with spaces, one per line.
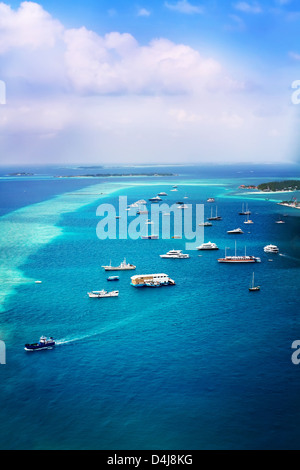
xmin=0 ymin=166 xmax=300 ymax=450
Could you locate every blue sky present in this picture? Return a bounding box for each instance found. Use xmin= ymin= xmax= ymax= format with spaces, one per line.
xmin=0 ymin=0 xmax=299 ymax=164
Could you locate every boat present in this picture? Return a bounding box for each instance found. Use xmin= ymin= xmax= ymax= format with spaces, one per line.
xmin=136 ymin=199 xmax=147 ymax=205
xmin=107 ymin=276 xmax=120 ymax=281
xmin=207 ymin=198 xmax=215 ymax=203
xmin=227 ymin=228 xmax=244 ymax=235
xmin=218 ymin=243 xmax=261 ymax=263
xmin=239 ymin=203 xmax=251 ymax=216
xmin=131 ymin=273 xmax=175 ymax=287
xmin=244 ymin=216 xmax=254 ymax=224
xmin=177 ymin=204 xmax=189 ymax=210
xmin=249 ymin=273 xmax=260 ymax=292
xmin=208 ymin=207 xmax=222 ymax=221
xmin=199 ymin=222 xmax=213 ymax=226
xmin=264 ymin=245 xmax=279 ymax=254
xmin=102 ymin=259 xmax=136 ymax=271
xmin=158 ymin=192 xmax=168 ymax=196
xmin=197 ymin=242 xmax=219 ymax=251
xmin=88 ymin=290 xmax=119 ymax=298
xmin=25 ymin=336 xmax=55 ymax=352
xmin=171 ymin=189 xmax=178 ymax=192
xmin=149 ymin=196 xmax=162 ymax=202
xmin=137 ymin=210 xmax=148 ymax=215
xmin=146 ymin=219 xmax=154 ymax=225
xmin=141 ymin=235 xmax=159 ymax=240
xmin=160 ymin=249 xmax=190 ymax=259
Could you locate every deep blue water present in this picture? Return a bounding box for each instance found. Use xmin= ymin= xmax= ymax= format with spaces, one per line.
xmin=0 ymin=165 xmax=300 ymax=450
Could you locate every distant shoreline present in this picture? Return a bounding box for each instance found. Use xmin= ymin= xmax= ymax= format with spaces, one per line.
xmin=54 ymin=173 xmax=177 ymax=178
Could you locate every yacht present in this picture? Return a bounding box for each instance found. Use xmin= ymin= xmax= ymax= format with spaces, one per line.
xmin=107 ymin=276 xmax=120 ymax=281
xmin=208 ymin=207 xmax=222 ymax=221
xmin=171 ymin=188 xmax=178 ymax=192
xmin=239 ymin=204 xmax=251 ymax=216
xmin=25 ymin=336 xmax=55 ymax=352
xmin=199 ymin=221 xmax=213 ymax=226
xmin=218 ymin=243 xmax=261 ymax=263
xmin=149 ymin=196 xmax=162 ymax=202
xmin=88 ymin=290 xmax=119 ymax=298
xmin=197 ymin=242 xmax=219 ymax=251
xmin=158 ymin=192 xmax=168 ymax=196
xmin=102 ymin=259 xmax=136 ymax=271
xmin=160 ymin=249 xmax=190 ymax=259
xmin=142 ymin=235 xmax=159 ymax=240
xmin=244 ymin=216 xmax=254 ymax=225
xmin=264 ymin=245 xmax=279 ymax=254
xmin=207 ymin=198 xmax=215 ymax=203
xmin=177 ymin=204 xmax=189 ymax=210
xmin=136 ymin=199 xmax=147 ymax=205
xmin=227 ymin=228 xmax=244 ymax=235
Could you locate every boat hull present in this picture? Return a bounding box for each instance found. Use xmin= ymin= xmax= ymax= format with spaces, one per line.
xmin=25 ymin=342 xmax=55 ymax=351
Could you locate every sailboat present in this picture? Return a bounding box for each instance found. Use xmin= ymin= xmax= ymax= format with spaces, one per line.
xmin=239 ymin=203 xmax=251 ymax=216
xmin=249 ymin=272 xmax=260 ymax=292
xmin=208 ymin=206 xmax=222 ymax=221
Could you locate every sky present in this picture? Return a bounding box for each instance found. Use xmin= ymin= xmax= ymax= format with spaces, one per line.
xmin=0 ymin=0 xmax=299 ymax=165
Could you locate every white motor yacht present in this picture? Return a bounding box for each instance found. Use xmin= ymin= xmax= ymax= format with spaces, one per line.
xmin=160 ymin=250 xmax=189 ymax=259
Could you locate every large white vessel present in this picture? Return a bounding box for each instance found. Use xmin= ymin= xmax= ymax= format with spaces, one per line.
xmin=264 ymin=245 xmax=279 ymax=254
xmin=131 ymin=273 xmax=175 ymax=287
xmin=218 ymin=244 xmax=261 ymax=263
xmin=197 ymin=242 xmax=219 ymax=251
xmin=88 ymin=290 xmax=119 ymax=298
xmin=149 ymin=196 xmax=162 ymax=202
xmin=160 ymin=250 xmax=189 ymax=259
xmin=102 ymin=259 xmax=136 ymax=271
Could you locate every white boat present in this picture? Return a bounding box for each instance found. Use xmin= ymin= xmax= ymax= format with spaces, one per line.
xmin=102 ymin=259 xmax=136 ymax=271
xmin=264 ymin=244 xmax=279 ymax=254
xmin=160 ymin=250 xmax=189 ymax=259
xmin=199 ymin=222 xmax=213 ymax=226
xmin=158 ymin=192 xmax=168 ymax=196
xmin=141 ymin=235 xmax=159 ymax=240
xmin=207 ymin=198 xmax=215 ymax=203
xmin=136 ymin=199 xmax=147 ymax=205
xmin=244 ymin=216 xmax=254 ymax=224
xmin=177 ymin=204 xmax=189 ymax=210
xmin=88 ymin=290 xmax=119 ymax=298
xmin=146 ymin=219 xmax=153 ymax=225
xmin=197 ymin=242 xmax=219 ymax=251
xmin=227 ymin=228 xmax=244 ymax=234
xmin=149 ymin=196 xmax=162 ymax=202
xmin=131 ymin=273 xmax=175 ymax=287
xmin=171 ymin=189 xmax=178 ymax=192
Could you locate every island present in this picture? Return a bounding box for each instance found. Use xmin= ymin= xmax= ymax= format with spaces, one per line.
xmin=257 ymin=180 xmax=300 ymax=192
xmin=55 ymin=173 xmax=177 ymax=178
xmin=7 ymin=172 xmax=34 ymax=177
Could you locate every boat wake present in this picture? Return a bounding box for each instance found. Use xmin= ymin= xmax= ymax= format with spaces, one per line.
xmin=55 ymin=315 xmax=139 ymax=347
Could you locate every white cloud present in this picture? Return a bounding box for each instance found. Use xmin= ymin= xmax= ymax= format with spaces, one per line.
xmin=289 ymin=51 xmax=300 ymax=61
xmin=137 ymin=8 xmax=151 ymax=17
xmin=0 ymin=1 xmax=63 ymax=53
xmin=233 ymin=2 xmax=262 ymax=14
xmin=164 ymin=0 xmax=203 ymax=15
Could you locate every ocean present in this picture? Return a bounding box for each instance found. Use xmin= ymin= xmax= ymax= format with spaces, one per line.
xmin=0 ymin=164 xmax=300 ymax=450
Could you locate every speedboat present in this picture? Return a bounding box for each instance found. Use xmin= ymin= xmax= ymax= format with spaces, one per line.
xmin=197 ymin=242 xmax=219 ymax=251
xmin=177 ymin=204 xmax=189 ymax=210
xmin=160 ymin=250 xmax=189 ymax=259
xmin=207 ymin=198 xmax=215 ymax=203
xmin=158 ymin=192 xmax=168 ymax=196
xmin=107 ymin=276 xmax=120 ymax=281
xmin=88 ymin=290 xmax=119 ymax=298
xmin=264 ymin=245 xmax=279 ymax=254
xmin=25 ymin=336 xmax=55 ymax=352
xmin=199 ymin=222 xmax=213 ymax=226
xmin=149 ymin=196 xmax=162 ymax=202
xmin=227 ymin=228 xmax=244 ymax=234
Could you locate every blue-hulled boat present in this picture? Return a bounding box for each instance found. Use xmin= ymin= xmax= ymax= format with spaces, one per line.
xmin=25 ymin=336 xmax=55 ymax=352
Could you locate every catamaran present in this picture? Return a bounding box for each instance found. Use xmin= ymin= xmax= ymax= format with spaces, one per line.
xmin=208 ymin=207 xmax=222 ymax=221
